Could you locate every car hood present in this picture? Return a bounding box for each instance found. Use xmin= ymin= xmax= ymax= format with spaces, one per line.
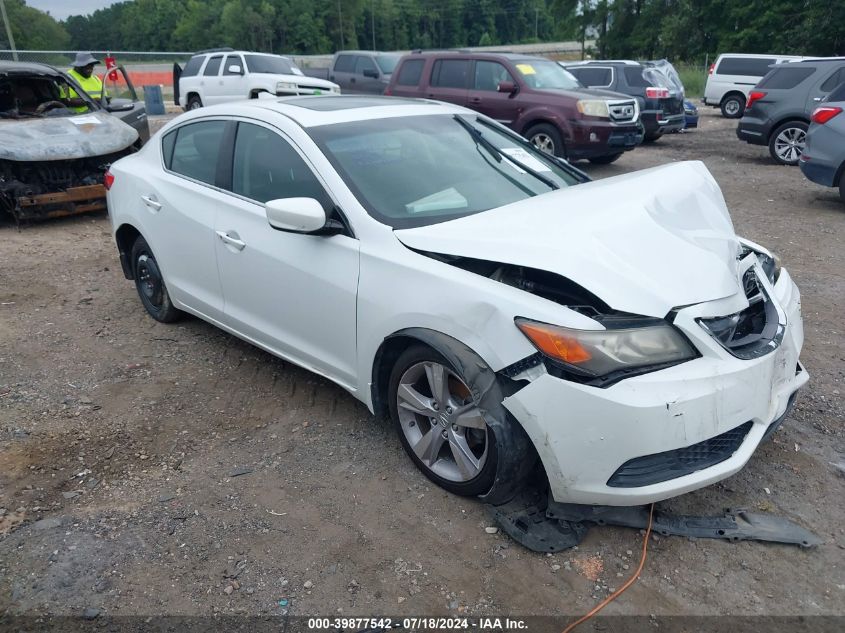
xmin=394 ymin=161 xmax=742 ymax=318
xmin=0 ymin=112 xmax=138 ymax=161
xmin=577 ymin=87 xmax=639 ymax=101
xmin=280 ymin=73 xmax=338 ymax=89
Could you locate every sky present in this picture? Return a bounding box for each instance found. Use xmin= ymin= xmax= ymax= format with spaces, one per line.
xmin=27 ymin=0 xmax=119 ymax=20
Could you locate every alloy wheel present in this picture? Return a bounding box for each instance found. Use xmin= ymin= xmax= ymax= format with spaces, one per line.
xmin=395 ymin=361 xmax=489 ymax=483
xmin=774 ymin=127 xmax=806 ymax=164
xmin=531 ymin=133 xmax=555 ymax=155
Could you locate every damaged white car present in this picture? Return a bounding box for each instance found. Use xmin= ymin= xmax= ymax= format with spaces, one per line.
xmin=106 ymin=96 xmax=807 ymax=506
xmin=0 ymin=61 xmax=139 ymax=222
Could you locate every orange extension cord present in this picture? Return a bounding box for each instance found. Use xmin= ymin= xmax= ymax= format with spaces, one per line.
xmin=561 ymin=503 xmax=655 ymax=633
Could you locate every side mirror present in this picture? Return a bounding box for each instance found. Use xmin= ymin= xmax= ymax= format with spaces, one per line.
xmin=106 ymin=98 xmax=135 ymax=112
xmin=228 ymin=64 xmax=243 ymax=75
xmin=363 ymin=68 xmax=379 ymax=79
xmin=265 ymin=198 xmax=327 ymax=233
xmin=497 ymin=81 xmax=517 ymax=94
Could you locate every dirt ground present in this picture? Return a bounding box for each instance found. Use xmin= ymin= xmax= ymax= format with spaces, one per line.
xmin=1 ymin=110 xmax=843 ymax=627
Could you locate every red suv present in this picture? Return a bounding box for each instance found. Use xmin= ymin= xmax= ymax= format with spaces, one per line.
xmin=386 ymin=52 xmax=644 ymax=163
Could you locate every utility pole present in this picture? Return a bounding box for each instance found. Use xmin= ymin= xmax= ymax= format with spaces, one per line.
xmin=534 ymin=7 xmax=539 ymax=40
xmin=337 ymin=0 xmax=345 ymax=49
xmin=0 ymin=0 xmax=18 ymax=61
xmin=371 ymin=0 xmax=376 ymax=51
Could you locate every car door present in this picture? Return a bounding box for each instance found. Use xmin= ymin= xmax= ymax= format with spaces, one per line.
xmin=466 ymin=60 xmax=520 ymax=125
xmin=200 ymin=55 xmax=224 ymax=105
xmin=146 ymin=119 xmax=230 ymax=320
xmin=213 ymin=120 xmax=360 ymax=386
xmin=101 ymin=66 xmax=149 ymax=142
xmin=329 ymin=53 xmax=356 ymax=91
xmin=426 ymin=58 xmax=470 ymax=105
xmin=218 ymin=54 xmax=248 ymax=100
xmin=353 ymin=55 xmax=382 ymax=94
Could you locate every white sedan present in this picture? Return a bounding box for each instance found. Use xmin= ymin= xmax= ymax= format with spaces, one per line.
xmin=106 ymin=96 xmax=808 ymax=506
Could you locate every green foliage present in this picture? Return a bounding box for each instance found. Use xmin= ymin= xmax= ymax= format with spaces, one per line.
xmin=1 ymin=0 xmax=69 ymax=49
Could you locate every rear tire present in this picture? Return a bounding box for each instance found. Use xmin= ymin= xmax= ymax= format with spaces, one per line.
xmin=186 ymin=95 xmax=202 ymax=110
xmin=526 ymin=123 xmax=565 ymax=158
xmin=839 ymin=175 xmax=845 ymax=203
xmin=643 ymin=131 xmax=663 ymax=143
xmin=768 ymin=121 xmax=808 ymax=166
xmin=720 ymin=94 xmax=745 ymax=118
xmin=589 ymin=153 xmax=622 ymax=165
xmin=131 ymin=236 xmax=182 ymax=323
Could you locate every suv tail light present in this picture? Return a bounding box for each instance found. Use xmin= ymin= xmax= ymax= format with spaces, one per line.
xmin=811 ymin=106 xmax=843 ymax=124
xmin=104 ymin=170 xmax=115 ymax=191
xmin=746 ymin=91 xmax=766 ymax=110
xmin=645 ymin=87 xmax=670 ymax=99
xmin=708 ymin=63 xmax=715 ymax=76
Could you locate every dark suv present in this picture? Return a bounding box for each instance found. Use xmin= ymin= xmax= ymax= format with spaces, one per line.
xmin=386 ymin=52 xmax=643 ymax=164
xmin=561 ymin=60 xmax=685 ymax=142
xmin=737 ymin=58 xmax=845 ymax=165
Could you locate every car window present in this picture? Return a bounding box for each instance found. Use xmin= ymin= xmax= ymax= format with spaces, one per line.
xmin=223 ymin=55 xmax=243 ymax=76
xmin=161 ymin=129 xmax=177 ymax=169
xmin=355 ymin=56 xmax=378 ymax=76
xmin=820 ymin=66 xmax=845 ymax=92
xmin=244 ymin=55 xmax=301 ymax=75
xmin=625 ymin=66 xmax=653 ymax=88
xmin=203 ymin=56 xmax=223 ymax=77
xmin=308 ymin=114 xmax=579 ymax=229
xmin=716 ymin=57 xmax=774 ymax=77
xmin=231 ymin=122 xmax=331 ymax=208
xmin=568 ymin=66 xmax=612 ymax=87
xmin=430 ymin=59 xmax=470 ymax=89
xmin=757 ymin=66 xmax=816 ymax=89
xmin=169 ymin=121 xmax=228 ymax=186
xmin=334 ymin=54 xmax=355 ymax=73
xmin=473 ymin=61 xmax=514 ymax=91
xmin=182 ymin=56 xmax=204 ymax=78
xmin=376 ymin=54 xmax=400 ymax=74
xmin=396 ymin=59 xmax=425 ymax=86
xmin=514 ymin=61 xmax=580 ymax=89
xmin=827 ymin=81 xmax=845 ymax=102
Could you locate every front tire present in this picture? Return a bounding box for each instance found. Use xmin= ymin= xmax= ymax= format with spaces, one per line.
xmin=526 ymin=123 xmax=565 ymax=158
xmin=769 ymin=121 xmax=808 ymax=166
xmin=720 ymin=94 xmax=745 ymax=118
xmin=186 ymin=95 xmax=202 ymax=110
xmin=589 ymin=153 xmax=622 ymax=165
xmin=388 ymin=345 xmax=498 ymax=497
xmin=131 ymin=236 xmax=182 ymax=323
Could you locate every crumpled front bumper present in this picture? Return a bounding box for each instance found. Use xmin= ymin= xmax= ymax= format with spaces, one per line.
xmin=502 ymin=267 xmax=808 ymax=506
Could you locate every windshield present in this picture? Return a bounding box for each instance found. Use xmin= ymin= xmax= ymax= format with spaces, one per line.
xmin=308 ymin=114 xmax=580 ymax=229
xmin=0 ymin=73 xmax=94 ymax=119
xmin=376 ymin=54 xmax=400 ymax=74
xmin=513 ymin=60 xmax=581 ymax=90
xmin=244 ymin=54 xmax=303 ymax=76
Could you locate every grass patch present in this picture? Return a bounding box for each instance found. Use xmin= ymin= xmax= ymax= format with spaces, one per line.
xmin=677 ymin=63 xmax=707 ymax=98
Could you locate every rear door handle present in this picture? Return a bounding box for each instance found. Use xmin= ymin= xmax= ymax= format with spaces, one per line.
xmin=216 ymin=230 xmax=246 ymax=251
xmin=813 ymin=97 xmax=823 ymax=101
xmin=141 ymin=195 xmax=161 ymax=211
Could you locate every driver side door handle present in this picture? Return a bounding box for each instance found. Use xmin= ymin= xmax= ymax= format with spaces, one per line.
xmin=216 ymin=230 xmax=246 ymax=251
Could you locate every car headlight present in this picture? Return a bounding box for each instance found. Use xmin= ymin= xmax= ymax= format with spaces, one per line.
xmin=739 ymin=240 xmax=781 ymax=285
xmin=515 ymin=317 xmax=697 ymax=378
xmin=576 ymin=100 xmax=610 ymax=118
xmin=330 ymin=85 xmax=341 ymax=94
xmin=276 ymin=81 xmax=297 ymax=92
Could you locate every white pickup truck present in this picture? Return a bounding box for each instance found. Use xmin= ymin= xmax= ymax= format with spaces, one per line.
xmin=174 ymin=48 xmax=340 ymax=110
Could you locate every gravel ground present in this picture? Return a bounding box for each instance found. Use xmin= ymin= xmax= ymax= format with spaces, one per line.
xmin=0 ymin=110 xmax=843 ymax=627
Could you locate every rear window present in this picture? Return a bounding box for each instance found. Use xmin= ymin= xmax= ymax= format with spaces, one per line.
xmin=182 ymin=56 xmax=204 ymax=77
xmin=430 ymin=59 xmax=470 ymax=89
xmin=716 ymin=57 xmax=775 ymax=77
xmin=396 ymin=59 xmax=425 ymax=86
xmin=624 ymin=66 xmax=651 ymax=88
xmin=758 ymin=66 xmax=816 ymax=89
xmin=569 ymin=66 xmax=612 ymax=87
xmin=203 ymin=56 xmax=222 ymax=77
xmin=334 ymin=54 xmax=355 ymax=73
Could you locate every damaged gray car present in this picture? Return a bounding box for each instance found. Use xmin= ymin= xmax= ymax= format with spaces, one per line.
xmin=0 ymin=61 xmax=140 ymax=222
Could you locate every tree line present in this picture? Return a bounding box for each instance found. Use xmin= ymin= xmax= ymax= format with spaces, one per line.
xmin=2 ymin=0 xmax=843 ymax=61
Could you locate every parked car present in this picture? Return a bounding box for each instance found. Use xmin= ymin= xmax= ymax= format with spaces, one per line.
xmin=386 ymin=52 xmax=643 ymax=164
xmin=98 ymin=64 xmax=150 ymax=143
xmin=683 ymin=99 xmax=699 ymax=129
xmin=174 ymin=49 xmax=340 ymax=110
xmin=561 ymin=60 xmax=685 ymax=142
xmin=327 ymin=50 xmax=401 ymax=94
xmin=799 ymin=81 xmax=845 ymax=202
xmin=106 ymin=96 xmax=807 ymax=507
xmin=704 ymin=53 xmax=803 ymax=119
xmin=737 ymin=58 xmax=845 ymax=165
xmin=0 ymin=61 xmax=139 ymax=222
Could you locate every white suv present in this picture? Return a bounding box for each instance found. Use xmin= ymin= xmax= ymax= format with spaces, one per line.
xmin=704 ymin=53 xmax=803 ymax=118
xmin=175 ymin=49 xmax=340 ymax=110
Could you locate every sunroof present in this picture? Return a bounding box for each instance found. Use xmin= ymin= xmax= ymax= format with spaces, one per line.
xmin=277 ymin=96 xmax=429 ymax=111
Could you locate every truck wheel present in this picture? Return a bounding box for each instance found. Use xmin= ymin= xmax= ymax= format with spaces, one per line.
xmin=526 ymin=124 xmax=565 ymax=158
xmin=186 ymin=95 xmax=202 ymax=110
xmin=720 ymin=94 xmax=745 ymax=118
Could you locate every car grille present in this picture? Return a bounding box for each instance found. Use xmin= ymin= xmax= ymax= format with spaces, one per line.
xmin=698 ymin=267 xmax=783 ymax=359
xmin=607 ymin=100 xmax=638 ymax=123
xmin=607 ymin=421 xmax=753 ymax=487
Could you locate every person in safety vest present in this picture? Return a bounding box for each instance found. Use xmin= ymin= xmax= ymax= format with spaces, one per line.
xmin=62 ymin=52 xmax=107 ymax=112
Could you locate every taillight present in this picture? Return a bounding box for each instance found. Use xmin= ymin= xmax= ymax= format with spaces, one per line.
xmin=708 ymin=63 xmax=715 ymax=76
xmin=645 ymin=87 xmax=670 ymax=99
xmin=811 ymin=106 xmax=843 ymax=124
xmin=104 ymin=170 xmax=115 ymax=191
xmin=746 ymin=91 xmax=766 ymax=110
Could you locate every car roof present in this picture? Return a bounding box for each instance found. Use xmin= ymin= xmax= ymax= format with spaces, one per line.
xmin=564 ymin=60 xmax=640 ymax=66
xmin=335 ymin=50 xmax=396 ymax=56
xmin=171 ymin=95 xmax=465 ymax=129
xmin=403 ymin=51 xmax=550 ymax=62
xmin=0 ymin=60 xmax=62 ymax=75
xmin=786 ymin=57 xmax=845 ymax=65
xmin=717 ymin=53 xmax=803 ymax=59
